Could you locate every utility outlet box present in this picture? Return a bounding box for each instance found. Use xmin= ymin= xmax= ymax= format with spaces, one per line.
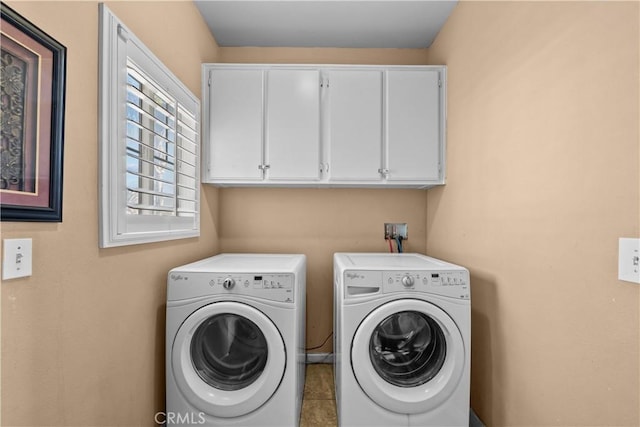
xmin=618 ymin=238 xmax=640 ymax=284
xmin=384 ymin=223 xmax=408 ymax=240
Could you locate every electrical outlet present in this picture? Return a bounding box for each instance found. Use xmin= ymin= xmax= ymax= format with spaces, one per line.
xmin=2 ymin=238 xmax=33 ymax=280
xmin=618 ymin=238 xmax=640 ymax=284
xmin=384 ymin=223 xmax=408 ymax=240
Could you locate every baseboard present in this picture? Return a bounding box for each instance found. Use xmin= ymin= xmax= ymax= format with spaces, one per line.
xmin=305 ymin=353 xmax=334 ymax=364
xmin=470 ymin=409 xmax=485 ymax=427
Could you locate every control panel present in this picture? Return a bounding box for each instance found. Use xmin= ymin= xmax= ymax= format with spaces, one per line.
xmin=168 ymin=272 xmax=295 ymax=303
xmin=211 ymin=273 xmax=293 ymax=290
xmin=383 ymin=270 xmax=469 ymax=300
xmin=343 ymin=269 xmax=470 ymax=300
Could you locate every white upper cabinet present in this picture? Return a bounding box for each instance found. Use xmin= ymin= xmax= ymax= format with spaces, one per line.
xmin=386 ymin=70 xmax=441 ymax=182
xmin=326 ymin=70 xmax=383 ymax=182
xmin=206 ymin=68 xmax=263 ymax=180
xmin=202 ymin=64 xmax=446 ymax=188
xmin=266 ymin=69 xmax=321 ymax=181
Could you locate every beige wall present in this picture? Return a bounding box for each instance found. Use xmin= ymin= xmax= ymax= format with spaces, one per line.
xmin=216 ymin=47 xmax=430 ymax=354
xmin=220 ymin=46 xmax=428 ymax=65
xmin=426 ymin=1 xmax=640 ymax=426
xmin=1 ymin=2 xmax=219 ymax=425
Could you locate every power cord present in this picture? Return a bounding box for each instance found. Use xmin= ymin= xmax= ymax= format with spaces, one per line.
xmin=305 ymin=332 xmax=333 ymax=351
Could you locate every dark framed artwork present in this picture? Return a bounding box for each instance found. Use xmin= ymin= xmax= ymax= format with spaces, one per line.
xmin=0 ymin=2 xmax=66 ymax=221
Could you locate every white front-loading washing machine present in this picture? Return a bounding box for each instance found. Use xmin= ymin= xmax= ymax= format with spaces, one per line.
xmin=166 ymin=254 xmax=306 ymax=427
xmin=334 ymin=253 xmax=470 ymax=427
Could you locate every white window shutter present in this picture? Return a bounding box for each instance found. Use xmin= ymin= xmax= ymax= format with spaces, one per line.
xmin=99 ymin=4 xmax=200 ymax=248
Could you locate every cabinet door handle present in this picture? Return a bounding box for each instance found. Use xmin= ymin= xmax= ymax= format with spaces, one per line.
xmin=378 ymin=168 xmax=389 ymax=177
xmin=258 ymin=164 xmax=271 ymax=170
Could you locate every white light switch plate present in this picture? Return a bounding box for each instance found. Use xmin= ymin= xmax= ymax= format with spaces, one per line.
xmin=2 ymin=238 xmax=33 ymax=280
xmin=618 ymin=238 xmax=640 ymax=284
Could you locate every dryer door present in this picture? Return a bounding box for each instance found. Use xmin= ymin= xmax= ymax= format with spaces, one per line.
xmin=172 ymin=301 xmax=286 ymax=418
xmin=351 ymin=299 xmax=465 ymax=414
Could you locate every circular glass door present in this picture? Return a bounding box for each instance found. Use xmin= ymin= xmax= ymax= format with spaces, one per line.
xmin=172 ymin=302 xmax=286 ymax=418
xmin=351 ymin=299 xmax=465 ymax=414
xmin=369 ymin=311 xmax=447 ymax=387
xmin=190 ymin=313 xmax=269 ymax=391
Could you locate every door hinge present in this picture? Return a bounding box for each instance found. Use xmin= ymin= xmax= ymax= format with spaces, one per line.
xmin=320 ymin=78 xmax=330 ymax=88
xmin=117 ymin=25 xmax=129 ymax=41
xmin=208 ymin=72 xmax=212 ymax=87
xmin=438 ymin=79 xmax=442 ymax=88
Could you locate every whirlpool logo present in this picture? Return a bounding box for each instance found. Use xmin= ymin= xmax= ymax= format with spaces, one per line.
xmin=346 ymin=272 xmax=364 ymax=280
xmin=155 ymin=412 xmax=205 ymax=425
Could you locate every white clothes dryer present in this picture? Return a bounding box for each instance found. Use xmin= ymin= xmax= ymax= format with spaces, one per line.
xmin=334 ymin=253 xmax=470 ymax=427
xmin=166 ymin=254 xmax=306 ymax=427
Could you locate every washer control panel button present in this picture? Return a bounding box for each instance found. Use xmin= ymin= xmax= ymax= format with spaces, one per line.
xmin=401 ymin=275 xmax=415 ymax=287
xmin=222 ymin=278 xmax=235 ymax=289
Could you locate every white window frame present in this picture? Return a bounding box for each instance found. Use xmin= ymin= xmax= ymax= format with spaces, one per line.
xmin=98 ymin=4 xmax=200 ymax=248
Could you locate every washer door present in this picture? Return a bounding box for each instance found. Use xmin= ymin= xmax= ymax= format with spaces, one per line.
xmin=351 ymin=299 xmax=465 ymax=414
xmin=172 ymin=302 xmax=286 ymax=418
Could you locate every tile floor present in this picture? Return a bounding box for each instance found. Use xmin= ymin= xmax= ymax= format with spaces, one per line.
xmin=301 ymin=364 xmax=337 ymax=427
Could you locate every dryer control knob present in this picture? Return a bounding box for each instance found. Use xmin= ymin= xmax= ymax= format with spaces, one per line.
xmin=222 ymin=278 xmax=235 ymax=290
xmin=401 ymin=275 xmax=415 ymax=287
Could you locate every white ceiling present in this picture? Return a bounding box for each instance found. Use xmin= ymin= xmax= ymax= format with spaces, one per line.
xmin=194 ymin=1 xmax=458 ymax=49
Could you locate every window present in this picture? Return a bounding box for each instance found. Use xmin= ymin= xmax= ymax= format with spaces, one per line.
xmin=98 ymin=4 xmax=200 ymax=247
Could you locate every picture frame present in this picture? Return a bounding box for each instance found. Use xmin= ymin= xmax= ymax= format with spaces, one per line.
xmin=0 ymin=2 xmax=66 ymax=222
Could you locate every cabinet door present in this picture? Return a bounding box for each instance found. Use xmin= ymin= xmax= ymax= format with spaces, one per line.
xmin=386 ymin=70 xmax=441 ymax=182
xmin=207 ymin=69 xmax=264 ymax=180
xmin=327 ymin=70 xmax=383 ymax=181
xmin=266 ymin=69 xmax=320 ymax=181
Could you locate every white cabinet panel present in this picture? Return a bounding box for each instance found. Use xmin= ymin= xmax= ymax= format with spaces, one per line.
xmin=266 ymin=69 xmax=321 ymax=181
xmin=327 ymin=70 xmax=383 ymax=181
xmin=386 ymin=70 xmax=441 ymax=182
xmin=206 ymin=69 xmax=263 ymax=180
xmin=201 ymin=64 xmax=445 ymax=188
